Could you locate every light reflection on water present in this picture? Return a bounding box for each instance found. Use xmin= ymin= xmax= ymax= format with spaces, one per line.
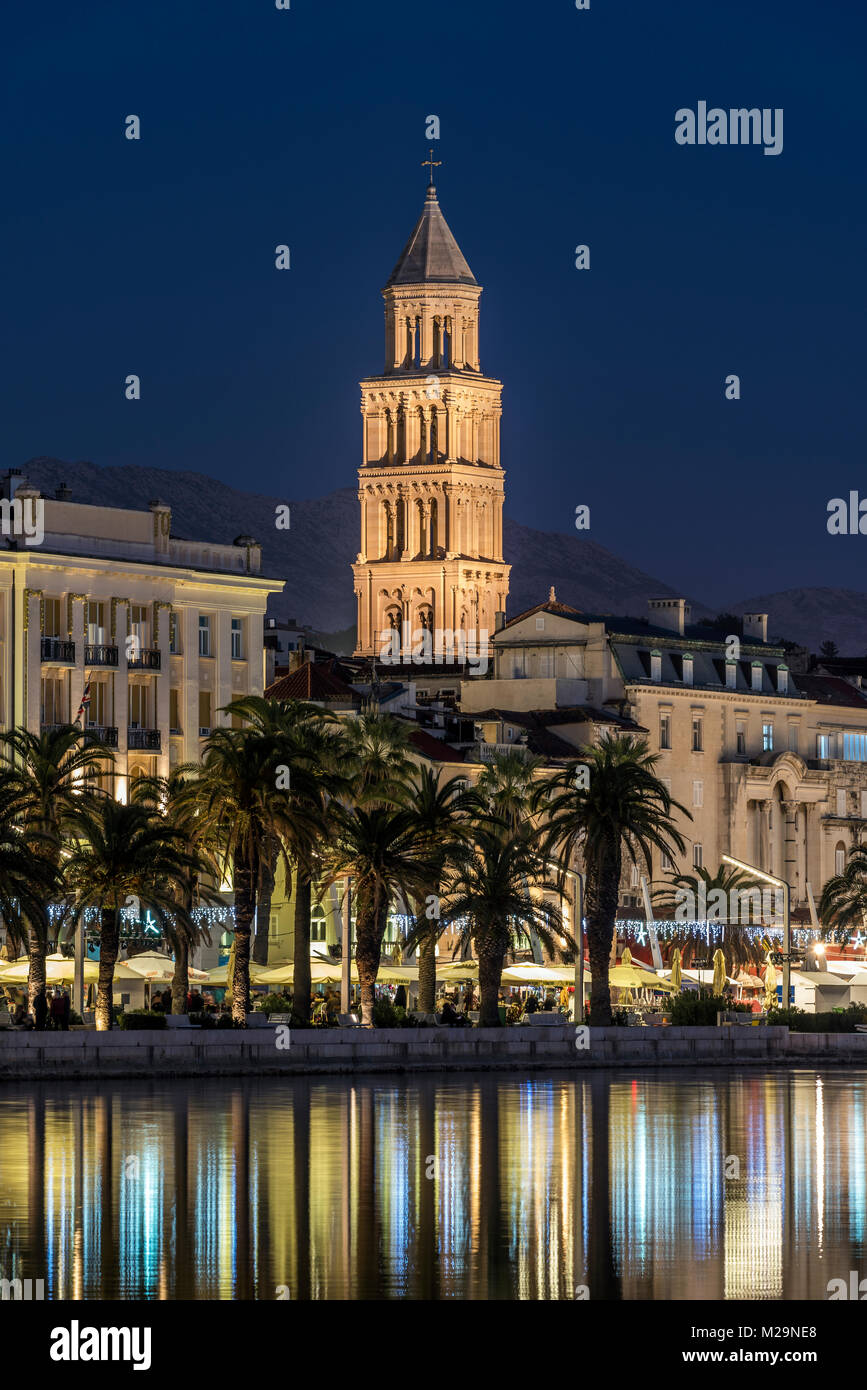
xmin=0 ymin=1068 xmax=864 ymax=1300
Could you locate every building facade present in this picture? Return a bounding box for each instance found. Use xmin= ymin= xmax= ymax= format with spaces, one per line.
xmin=462 ymin=591 xmax=867 ymax=912
xmin=352 ymin=179 xmax=510 ymax=661
xmin=0 ymin=471 xmax=283 ymax=798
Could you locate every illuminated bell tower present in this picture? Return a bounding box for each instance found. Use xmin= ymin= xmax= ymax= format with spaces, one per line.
xmin=352 ymin=157 xmax=510 ymax=658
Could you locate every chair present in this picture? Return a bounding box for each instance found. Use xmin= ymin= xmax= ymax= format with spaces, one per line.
xmin=337 ymin=1013 xmax=361 ymax=1027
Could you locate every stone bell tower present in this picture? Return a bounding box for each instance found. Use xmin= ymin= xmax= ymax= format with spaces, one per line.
xmin=352 ymin=161 xmax=510 ymax=659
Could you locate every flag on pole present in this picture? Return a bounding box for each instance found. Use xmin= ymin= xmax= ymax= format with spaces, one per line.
xmin=75 ymin=677 xmax=92 ymax=727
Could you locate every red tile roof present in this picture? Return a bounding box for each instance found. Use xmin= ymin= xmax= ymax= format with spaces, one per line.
xmin=408 ymin=728 xmax=467 ymax=763
xmin=265 ymin=660 xmax=359 ymax=704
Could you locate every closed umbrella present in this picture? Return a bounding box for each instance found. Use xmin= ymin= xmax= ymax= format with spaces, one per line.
xmin=620 ymin=947 xmax=633 ymax=967
xmin=764 ymin=959 xmax=777 ymax=1009
xmin=670 ymin=947 xmax=682 ymax=991
xmin=711 ymin=949 xmax=727 ymax=996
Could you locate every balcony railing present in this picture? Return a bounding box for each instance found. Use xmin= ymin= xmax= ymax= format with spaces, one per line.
xmin=84 ymin=725 xmax=119 ymax=749
xmin=85 ymin=644 xmax=118 ymax=667
xmin=127 ymin=648 xmax=161 ymax=671
xmin=41 ymin=638 xmax=75 ymax=664
xmin=128 ymin=728 xmax=161 ymax=751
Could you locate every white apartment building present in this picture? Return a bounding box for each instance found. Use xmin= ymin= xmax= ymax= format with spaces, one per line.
xmin=0 ymin=470 xmax=283 ymax=797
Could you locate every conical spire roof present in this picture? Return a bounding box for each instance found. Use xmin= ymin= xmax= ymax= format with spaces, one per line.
xmin=385 ymin=185 xmax=477 ymax=288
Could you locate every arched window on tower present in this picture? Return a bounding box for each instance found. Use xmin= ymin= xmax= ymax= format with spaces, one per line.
xmin=395 ymin=498 xmax=405 ymax=554
xmin=429 ymin=499 xmax=438 ymax=557
xmin=442 ymin=318 xmax=451 ymax=368
xmin=383 ymin=502 xmax=394 ymax=560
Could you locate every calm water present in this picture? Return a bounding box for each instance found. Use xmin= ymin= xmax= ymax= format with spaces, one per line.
xmin=0 ymin=1069 xmax=865 ymax=1300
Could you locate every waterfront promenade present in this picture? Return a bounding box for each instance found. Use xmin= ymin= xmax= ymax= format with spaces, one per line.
xmin=2 ymin=1025 xmax=867 ymax=1080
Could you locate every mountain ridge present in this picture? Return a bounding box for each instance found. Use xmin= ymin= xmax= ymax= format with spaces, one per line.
xmin=16 ymin=458 xmax=866 ymax=655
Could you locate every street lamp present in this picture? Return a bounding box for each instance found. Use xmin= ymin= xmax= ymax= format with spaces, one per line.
xmin=549 ymin=861 xmax=585 ymax=1023
xmin=721 ymin=853 xmax=792 ymax=1009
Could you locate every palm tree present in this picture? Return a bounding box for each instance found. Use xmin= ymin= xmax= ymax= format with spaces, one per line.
xmin=324 ymin=803 xmax=435 ymax=1026
xmin=819 ymin=845 xmax=867 ymax=943
xmin=341 ymin=713 xmax=415 ymax=805
xmin=130 ymin=771 xmax=225 ymax=1013
xmin=0 ymin=784 xmax=59 ymax=969
xmin=545 ymin=734 xmax=689 ymax=1025
xmin=64 ymin=799 xmax=202 ymax=1030
xmin=653 ymin=862 xmax=767 ymax=973
xmin=0 ymin=725 xmax=112 ymax=1011
xmin=436 ymin=826 xmax=571 ymax=1026
xmin=181 ymin=719 xmax=328 ymax=1024
xmin=405 ymin=766 xmax=474 ymax=1012
xmin=222 ymin=696 xmax=346 ymax=1024
xmin=470 ymin=749 xmax=548 ymax=834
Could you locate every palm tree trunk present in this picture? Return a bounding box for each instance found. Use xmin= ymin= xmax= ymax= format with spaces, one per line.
xmin=171 ymin=937 xmax=189 ymax=1015
xmin=231 ymin=848 xmax=256 ymax=1026
xmin=253 ymin=834 xmax=278 ymax=966
xmin=355 ymin=895 xmax=383 ymax=1028
xmin=27 ymin=926 xmax=47 ymax=1016
xmin=291 ymin=871 xmax=312 ymax=1027
xmin=586 ymin=845 xmax=620 ymax=1027
xmin=96 ymin=907 xmax=119 ymax=1032
xmin=418 ymin=922 xmax=437 ymax=1014
xmin=478 ymin=943 xmax=504 ymax=1027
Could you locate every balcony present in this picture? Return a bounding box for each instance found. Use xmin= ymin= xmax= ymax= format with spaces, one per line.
xmin=127 ymin=648 xmax=161 ymax=671
xmin=85 ymin=644 xmax=118 ymax=668
xmin=41 ymin=638 xmax=75 ymax=664
xmin=84 ymin=725 xmax=119 ymax=749
xmin=128 ymin=728 xmax=161 ymax=751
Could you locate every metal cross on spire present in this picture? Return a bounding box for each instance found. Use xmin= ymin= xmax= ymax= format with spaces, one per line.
xmin=421 ymin=148 xmax=442 ymax=186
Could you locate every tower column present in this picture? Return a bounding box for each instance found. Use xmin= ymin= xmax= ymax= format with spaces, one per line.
xmin=359 ymin=490 xmax=367 ymax=559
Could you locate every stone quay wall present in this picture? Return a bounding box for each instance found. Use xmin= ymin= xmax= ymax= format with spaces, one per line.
xmin=0 ymin=1025 xmax=867 ymax=1081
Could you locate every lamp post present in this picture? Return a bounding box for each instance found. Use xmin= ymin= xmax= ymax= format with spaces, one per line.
xmin=341 ymin=876 xmax=352 ymax=1015
xmin=721 ymin=853 xmax=791 ymax=1009
xmin=551 ymin=862 xmax=585 ymax=1023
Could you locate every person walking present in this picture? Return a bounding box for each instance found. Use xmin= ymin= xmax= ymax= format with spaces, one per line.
xmin=59 ymin=988 xmax=71 ymax=1031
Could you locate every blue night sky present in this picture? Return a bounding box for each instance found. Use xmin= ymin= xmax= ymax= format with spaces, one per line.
xmin=4 ymin=0 xmax=865 ymax=607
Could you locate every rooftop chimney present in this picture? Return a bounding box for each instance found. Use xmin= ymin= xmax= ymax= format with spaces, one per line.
xmin=647 ymin=597 xmax=691 ymax=637
xmin=55 ymin=483 xmax=72 ymax=501
xmin=743 ymin=613 xmax=768 ymax=643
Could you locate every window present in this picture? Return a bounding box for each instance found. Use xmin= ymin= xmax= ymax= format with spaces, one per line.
xmin=506 ymin=726 xmax=514 ymax=740
xmin=682 ymin=654 xmax=694 ymax=686
xmin=736 ymin=719 xmax=746 ymax=755
xmin=861 ymin=790 xmax=867 ymax=820
xmin=87 ymin=602 xmax=106 ymax=646
xmin=751 ymin=663 xmax=763 ymax=692
xmin=692 ymin=717 xmax=703 ymax=752
xmin=777 ymin=665 xmax=789 ymax=694
xmin=817 ymin=733 xmax=830 ymax=759
xmin=87 ymin=682 xmax=107 ymax=727
xmin=650 ymin=651 xmax=662 ymax=682
xmin=41 ymin=676 xmax=66 ymax=726
xmin=693 ymin=780 xmax=703 ymax=808
xmin=661 ymin=849 xmax=673 ymax=872
xmin=659 ymin=713 xmax=671 ymax=750
xmin=762 ymin=722 xmax=774 ymax=752
xmin=128 ymin=684 xmax=149 ymax=729
xmin=725 ymin=661 xmax=737 ymax=690
xmin=535 ymin=617 xmax=545 ymax=631
xmin=693 ymin=843 xmax=703 ymax=870
xmin=169 ymin=689 xmax=181 ymax=734
xmin=836 ymin=789 xmax=848 ymax=817
xmin=198 ymin=691 xmax=212 ymax=735
xmin=788 ymin=725 xmax=799 ymax=753
xmin=169 ymin=612 xmax=180 ymax=654
xmin=630 ymin=864 xmax=639 ymax=887
xmin=231 ymin=617 xmax=244 ymax=660
xmin=130 ymin=604 xmax=148 ymax=654
xmin=198 ymin=615 xmax=212 ymax=657
xmin=835 ymin=844 xmax=846 ymax=876
xmin=843 ymin=733 xmax=867 ymax=762
xmin=310 ymin=909 xmax=327 ymax=943
xmin=44 ymin=597 xmax=61 ymax=639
